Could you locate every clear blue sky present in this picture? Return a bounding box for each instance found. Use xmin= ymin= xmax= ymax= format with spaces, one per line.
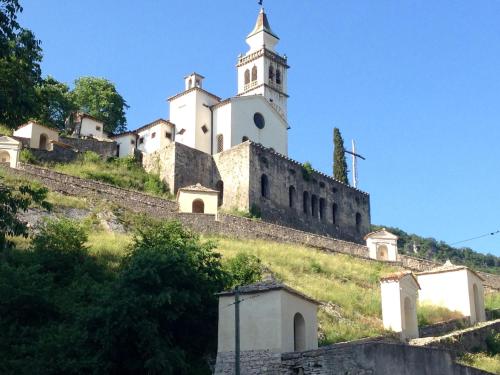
xmin=19 ymin=0 xmax=500 ymax=256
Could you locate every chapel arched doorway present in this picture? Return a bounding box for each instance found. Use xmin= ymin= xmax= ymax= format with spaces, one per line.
xmin=473 ymin=284 xmax=481 ymax=322
xmin=39 ymin=133 xmax=48 ymax=150
xmin=293 ymin=313 xmax=306 ymax=351
xmin=192 ymin=199 xmax=205 ymax=214
xmin=0 ymin=151 xmax=10 ymax=164
xmin=377 ymin=245 xmax=389 ymax=261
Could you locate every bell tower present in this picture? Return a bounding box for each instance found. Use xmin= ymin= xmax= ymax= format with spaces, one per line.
xmin=237 ymin=8 xmax=289 ymax=121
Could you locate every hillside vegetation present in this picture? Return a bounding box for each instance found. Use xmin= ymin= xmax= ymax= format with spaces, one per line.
xmin=372 ymin=225 xmax=500 ymax=275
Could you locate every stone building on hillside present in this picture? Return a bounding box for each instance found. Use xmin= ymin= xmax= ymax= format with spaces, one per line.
xmin=112 ymin=7 xmax=372 ymax=243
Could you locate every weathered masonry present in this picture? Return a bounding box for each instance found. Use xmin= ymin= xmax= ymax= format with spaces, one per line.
xmin=143 ymin=141 xmax=371 ymax=243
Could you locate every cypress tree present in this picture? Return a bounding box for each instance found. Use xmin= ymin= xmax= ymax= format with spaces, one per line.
xmin=333 ymin=127 xmax=349 ymax=184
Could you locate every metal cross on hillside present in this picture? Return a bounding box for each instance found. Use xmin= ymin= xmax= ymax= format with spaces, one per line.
xmin=345 ymin=140 xmax=366 ymax=188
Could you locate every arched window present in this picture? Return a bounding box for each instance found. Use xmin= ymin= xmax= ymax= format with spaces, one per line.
xmin=251 ymin=66 xmax=258 ymax=81
xmin=311 ymin=195 xmax=318 ymax=218
xmin=244 ymin=69 xmax=250 ymax=84
xmin=261 ymin=174 xmax=269 ymax=198
xmin=355 ymin=212 xmax=362 ymax=233
xmin=268 ymin=65 xmax=275 ymax=81
xmin=289 ymin=186 xmax=296 ymax=208
xmin=276 ymin=69 xmax=281 ymax=84
xmin=293 ymin=313 xmax=306 ymax=351
xmin=0 ymin=151 xmax=10 ymax=163
xmin=39 ymin=133 xmax=48 ymax=150
xmin=192 ymin=199 xmax=205 ymax=213
xmin=242 ymin=136 xmax=249 ymax=142
xmin=188 ymin=78 xmax=193 ymax=89
xmin=319 ymin=198 xmax=325 ymax=220
xmin=216 ymin=180 xmax=224 ymax=207
xmin=303 ymin=191 xmax=309 ymax=214
xmin=332 ymin=203 xmax=338 ymax=224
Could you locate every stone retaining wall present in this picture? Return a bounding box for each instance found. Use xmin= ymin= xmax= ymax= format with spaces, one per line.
xmin=411 ymin=319 xmax=500 ymax=354
xmin=419 ymin=317 xmax=471 ymax=338
xmin=215 ymin=342 xmax=488 ymax=375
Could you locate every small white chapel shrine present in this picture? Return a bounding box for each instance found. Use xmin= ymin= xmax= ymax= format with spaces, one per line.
xmin=176 ymin=184 xmax=220 ymax=218
xmin=380 ymin=272 xmax=420 ymax=340
xmin=417 ymin=260 xmax=486 ymax=324
xmin=365 ymin=228 xmax=399 ymax=261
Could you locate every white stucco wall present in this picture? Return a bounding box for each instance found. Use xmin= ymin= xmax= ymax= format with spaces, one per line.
xmin=381 ymin=275 xmax=419 ymax=340
xmin=417 ymin=269 xmax=485 ymax=324
xmin=177 ymin=190 xmax=218 ymax=217
xmin=137 ymin=122 xmax=174 ymax=154
xmin=170 ymin=89 xmax=219 ymax=154
xmin=0 ymin=136 xmax=21 ymax=168
xmin=217 ymin=289 xmax=318 ymax=353
xmin=113 ymin=133 xmax=136 ymax=158
xmin=80 ymin=117 xmax=104 ymax=139
xmin=13 ymin=122 xmax=59 ymax=150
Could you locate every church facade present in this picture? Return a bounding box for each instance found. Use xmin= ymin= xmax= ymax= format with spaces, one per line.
xmin=119 ymin=8 xmax=371 ymax=243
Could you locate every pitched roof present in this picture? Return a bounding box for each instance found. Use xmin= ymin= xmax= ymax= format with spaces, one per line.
xmin=417 ymin=260 xmax=485 ymax=281
xmin=15 ymin=121 xmax=59 ymax=134
xmin=109 ymin=130 xmax=137 ymax=139
xmin=168 ymin=86 xmax=221 ymax=103
xmin=178 ymin=183 xmax=219 ymax=193
xmin=380 ymin=271 xmax=421 ymax=289
xmin=364 ymin=228 xmax=399 ymax=240
xmin=75 ymin=112 xmax=104 ymax=124
xmin=247 ymin=8 xmax=279 ymax=40
xmin=217 ymin=280 xmax=320 ymax=305
xmin=135 ymin=119 xmax=174 ymax=133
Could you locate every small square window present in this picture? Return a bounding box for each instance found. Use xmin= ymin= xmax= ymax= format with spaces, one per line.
xmin=139 ymin=137 xmax=144 ymax=144
xmin=177 ymin=128 xmax=186 ymax=135
xmin=151 ymin=132 xmax=156 ymax=139
xmin=165 ymin=132 xmax=172 ymax=139
xmin=96 ymin=126 xmax=101 ymax=131
xmin=201 ymin=125 xmax=208 ymax=134
xmin=130 ymin=139 xmax=135 ymax=145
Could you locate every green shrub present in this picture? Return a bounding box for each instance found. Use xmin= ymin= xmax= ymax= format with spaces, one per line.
xmin=224 ymin=252 xmax=264 ymax=288
xmin=486 ymin=331 xmax=500 ymax=355
xmin=82 ymin=151 xmax=101 ymax=163
xmin=302 ymin=161 xmax=313 ymax=181
xmin=19 ymin=148 xmax=38 ymax=164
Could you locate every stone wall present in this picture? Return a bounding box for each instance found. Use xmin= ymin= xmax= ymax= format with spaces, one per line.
xmin=59 ymin=136 xmax=117 ymax=158
xmin=246 ymin=142 xmax=371 ymax=243
xmin=30 ymin=144 xmax=78 ymax=163
xmin=419 ymin=317 xmax=471 ymax=338
xmin=411 ymin=319 xmax=500 ymax=354
xmin=215 ymin=342 xmax=488 ymax=375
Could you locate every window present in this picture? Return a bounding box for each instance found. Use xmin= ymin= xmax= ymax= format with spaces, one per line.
xmin=242 ymin=136 xmax=249 ymax=142
xmin=303 ymin=191 xmax=309 ymax=214
xmin=289 ymin=186 xmax=296 ymax=208
xmin=201 ymin=125 xmax=208 ymax=134
xmin=332 ymin=203 xmax=338 ymax=224
xmin=319 ymin=198 xmax=326 ymax=220
xmin=261 ymin=174 xmax=269 ymax=198
xmin=254 ymin=112 xmax=265 ymax=129
xmin=244 ymin=69 xmax=250 ymax=84
xmin=251 ymin=66 xmax=257 ymax=81
xmin=116 ymin=144 xmax=120 ymax=157
xmin=217 ymin=134 xmax=224 ymax=153
xmin=151 ymin=132 xmax=156 ymax=139
xmin=139 ymin=137 xmax=144 ymax=144
xmin=96 ymin=126 xmax=101 ymax=131
xmin=188 ymin=78 xmax=192 ymax=89
xmin=311 ymin=195 xmax=318 ymax=218
xmin=216 ymin=180 xmax=224 ymax=207
xmin=192 ymin=199 xmax=205 ymax=213
xmin=165 ymin=132 xmax=172 ymax=139
xmin=276 ymin=69 xmax=281 ymax=84
xmin=356 ymin=212 xmax=362 ymax=233
xmin=269 ymin=65 xmax=274 ymax=81
xmin=130 ymin=139 xmax=135 ymax=145
xmin=177 ymin=128 xmax=186 ymax=135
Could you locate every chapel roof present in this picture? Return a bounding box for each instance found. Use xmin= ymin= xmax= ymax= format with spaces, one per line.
xmin=364 ymin=228 xmax=399 ymax=240
xmin=217 ymin=280 xmax=320 ymax=305
xmin=417 ymin=260 xmax=484 ymax=281
xmin=178 ymin=183 xmax=219 ymax=194
xmin=247 ymin=8 xmax=279 ymax=40
xmin=15 ymin=120 xmax=59 ymax=134
xmin=135 ymin=118 xmax=174 ymax=133
xmin=380 ymin=271 xmax=421 ymax=289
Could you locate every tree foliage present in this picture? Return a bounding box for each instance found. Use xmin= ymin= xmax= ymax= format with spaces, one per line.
xmin=0 ymin=0 xmax=42 ymax=128
xmin=333 ymin=127 xmax=349 ymax=184
xmin=0 ymin=180 xmax=50 ymax=249
xmin=34 ymin=76 xmax=76 ymax=130
xmin=224 ymin=252 xmax=264 ymax=288
xmin=71 ymin=77 xmax=129 ymax=134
